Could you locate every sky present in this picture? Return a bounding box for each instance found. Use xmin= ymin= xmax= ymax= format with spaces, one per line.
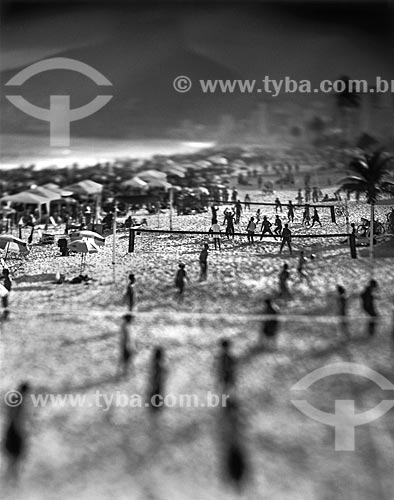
xmin=1 ymin=1 xmax=393 ymax=143
xmin=1 ymin=1 xmax=393 ymax=77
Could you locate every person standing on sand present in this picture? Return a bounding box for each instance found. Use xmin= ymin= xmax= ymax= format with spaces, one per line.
xmin=124 ymin=273 xmax=136 ymax=311
xmin=273 ymin=215 xmax=282 ymax=237
xmin=199 ymin=244 xmax=209 ymax=281
xmin=119 ymin=313 xmax=134 ymax=377
xmin=218 ymin=339 xmax=236 ymax=392
xmin=148 ymin=347 xmax=166 ymax=411
xmin=260 ymin=216 xmax=276 ymax=240
xmin=235 ymin=200 xmax=242 ymax=225
xmin=3 ymin=382 xmax=30 ymax=480
xmin=244 ymin=194 xmax=251 ymax=210
xmin=279 ymin=224 xmax=292 ymax=255
xmin=337 ymin=285 xmax=349 ymax=337
xmin=209 ymin=222 xmax=222 ymax=250
xmin=211 ymin=205 xmax=219 ymax=224
xmin=223 ymin=209 xmax=235 ymax=239
xmin=260 ymin=298 xmax=279 ymax=348
xmin=175 ymin=263 xmax=189 ymax=299
xmin=246 ymin=217 xmax=256 ymax=244
xmin=296 ymin=189 xmax=303 ymax=205
xmin=287 ymin=201 xmax=295 ymax=223
xmin=360 ymin=280 xmax=378 ymax=336
xmin=275 ymin=197 xmax=282 ymax=213
xmin=278 ymin=263 xmax=290 ymax=297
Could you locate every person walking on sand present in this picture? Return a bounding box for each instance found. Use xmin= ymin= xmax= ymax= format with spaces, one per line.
xmin=209 ymin=221 xmax=222 ymax=250
xmin=124 ymin=273 xmax=136 ymax=311
xmin=279 ymin=224 xmax=292 ymax=255
xmin=260 ymin=298 xmax=279 ymax=348
xmin=360 ymin=280 xmax=378 ymax=336
xmin=297 ymin=251 xmax=308 ymax=280
xmin=287 ymin=201 xmax=295 ymax=223
xmin=275 ymin=197 xmax=282 ymax=213
xmin=255 ymin=209 xmax=261 ymax=224
xmin=273 ymin=215 xmax=282 ymax=237
xmin=311 ymin=208 xmax=322 ymax=228
xmin=199 ymin=244 xmax=209 ymax=281
xmin=278 ymin=263 xmax=291 ymax=297
xmin=337 ymin=285 xmax=349 ymax=338
xmin=218 ymin=339 xmax=236 ymax=392
xmin=3 ymin=382 xmax=30 ymax=480
xmin=246 ymin=217 xmax=256 ymax=244
xmin=302 ymin=204 xmax=311 ymax=225
xmin=119 ymin=313 xmax=134 ymax=377
xmin=260 ymin=216 xmax=277 ymax=240
xmin=148 ymin=347 xmax=166 ymax=411
xmin=244 ymin=194 xmax=251 ymax=210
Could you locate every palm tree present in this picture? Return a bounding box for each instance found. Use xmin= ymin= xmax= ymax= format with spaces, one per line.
xmin=341 ymin=150 xmax=394 ymax=263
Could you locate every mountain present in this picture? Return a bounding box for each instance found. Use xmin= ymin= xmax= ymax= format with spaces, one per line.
xmin=1 ymin=39 xmax=257 ymax=140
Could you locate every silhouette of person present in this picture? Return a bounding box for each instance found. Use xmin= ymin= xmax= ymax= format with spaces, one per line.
xmin=360 ymin=280 xmax=378 ymax=336
xmin=279 ymin=224 xmax=292 ymax=255
xmin=3 ymin=382 xmax=30 ymax=480
xmin=148 ymin=347 xmax=166 ymax=411
xmin=297 ymin=251 xmax=308 ymax=280
xmin=199 ymin=244 xmax=209 ymax=281
xmin=218 ymin=339 xmax=236 ymax=392
xmin=337 ymin=285 xmax=349 ymax=337
xmin=311 ymin=208 xmax=322 ymax=227
xmin=175 ymin=263 xmax=188 ymax=299
xmin=278 ymin=263 xmax=290 ymax=297
xmin=287 ymin=201 xmax=295 ymax=222
xmin=260 ymin=216 xmax=277 ymax=240
xmin=246 ymin=217 xmax=256 ymax=244
xmin=119 ymin=313 xmax=134 ymax=376
xmin=260 ymin=298 xmax=279 ymax=348
xmin=273 ymin=215 xmax=282 ymax=236
xmin=124 ymin=273 xmax=135 ymax=311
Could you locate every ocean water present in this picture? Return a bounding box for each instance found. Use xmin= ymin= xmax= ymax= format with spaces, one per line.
xmin=0 ymin=134 xmax=215 ymax=169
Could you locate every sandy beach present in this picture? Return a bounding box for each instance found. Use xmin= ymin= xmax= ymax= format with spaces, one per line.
xmin=1 ymin=186 xmax=394 ymax=500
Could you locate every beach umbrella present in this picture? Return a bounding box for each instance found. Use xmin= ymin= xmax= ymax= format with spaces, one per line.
xmin=138 ymin=170 xmax=167 ymax=181
xmin=0 ymin=235 xmax=29 ymax=260
xmin=70 ymin=230 xmax=105 ymax=247
xmin=122 ymin=177 xmax=148 ymax=189
xmin=68 ymin=238 xmax=99 ymax=271
xmin=65 ymin=180 xmax=103 ymax=196
xmin=0 ymin=206 xmax=15 ymax=216
xmin=146 ymin=179 xmax=172 ymax=190
xmin=165 ymin=167 xmax=185 ymax=178
xmin=194 ymin=187 xmax=210 ymax=195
